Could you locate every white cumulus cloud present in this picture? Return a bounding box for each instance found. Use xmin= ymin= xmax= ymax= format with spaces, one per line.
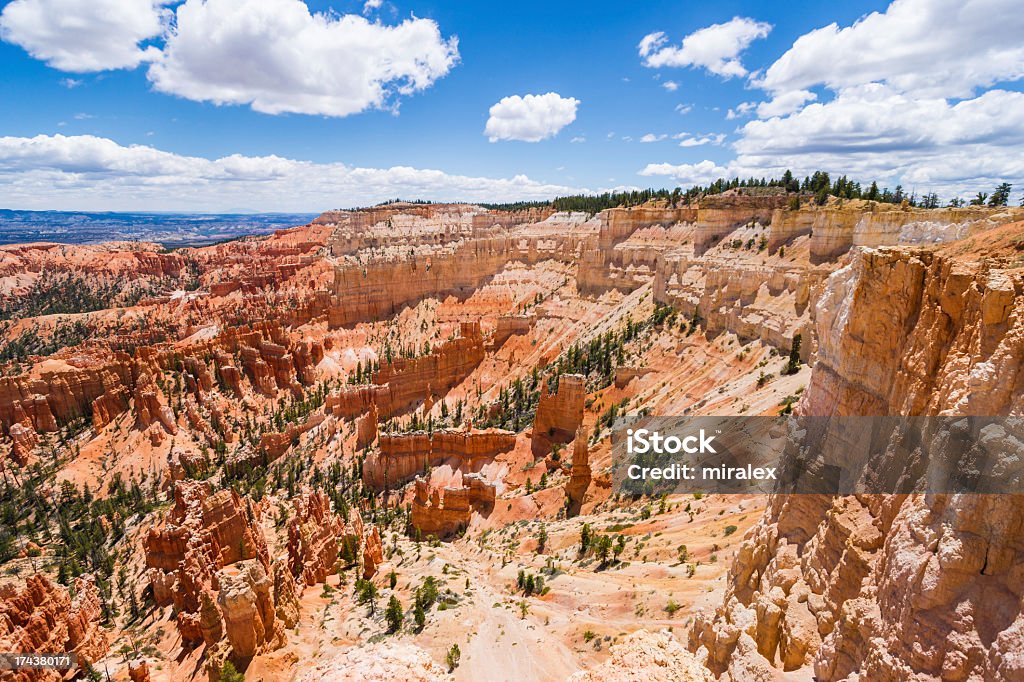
xmin=639 ymin=160 xmax=730 ymax=186
xmin=149 ymin=0 xmax=459 ymax=117
xmin=757 ymin=0 xmax=1024 ymax=99
xmin=0 ymin=0 xmax=167 ymax=71
xmin=0 ymin=134 xmax=583 ymax=211
xmin=638 ymin=17 xmax=771 ymax=78
xmin=756 ymin=90 xmax=817 ymax=118
xmin=734 ymin=85 xmax=1024 ymax=193
xmin=0 ymin=0 xmax=459 ymax=117
xmin=484 ymin=92 xmax=579 ymax=143
xmin=642 ymin=0 xmax=1024 ymax=199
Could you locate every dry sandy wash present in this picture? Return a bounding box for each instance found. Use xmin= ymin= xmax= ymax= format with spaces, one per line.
xmin=0 ymin=193 xmax=1023 ymax=681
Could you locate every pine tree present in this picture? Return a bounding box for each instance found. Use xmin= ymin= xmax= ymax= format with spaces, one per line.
xmin=446 ymin=644 xmax=461 ymax=671
xmin=414 ymin=602 xmax=426 ymax=630
xmin=385 ymin=595 xmax=403 ymax=633
xmin=219 ymin=660 xmax=245 ymax=682
xmin=989 ymin=183 xmax=1012 ymax=207
xmin=782 ymin=334 xmax=802 ymax=375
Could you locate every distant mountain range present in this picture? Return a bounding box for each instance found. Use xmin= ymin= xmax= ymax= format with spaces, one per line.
xmin=0 ymin=209 xmax=319 ymax=247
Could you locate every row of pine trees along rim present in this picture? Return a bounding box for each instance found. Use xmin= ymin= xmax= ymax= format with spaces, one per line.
xmin=481 ymin=173 xmax=1019 ymax=213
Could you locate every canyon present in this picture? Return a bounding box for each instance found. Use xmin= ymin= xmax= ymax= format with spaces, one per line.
xmin=0 ymin=195 xmax=1021 ymax=681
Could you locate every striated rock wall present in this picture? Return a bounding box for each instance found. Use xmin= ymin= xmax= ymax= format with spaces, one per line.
xmin=692 ymin=190 xmax=789 ymax=255
xmin=287 ymin=489 xmax=343 ymax=586
xmin=363 ymin=427 xmax=516 ymax=491
xmin=577 ymin=207 xmax=696 ymax=293
xmin=319 ymin=203 xmax=549 ymax=256
xmin=565 ymin=427 xmax=591 ymax=516
xmin=805 ymin=202 xmax=1022 ymax=263
xmin=0 ymin=574 xmax=109 ymax=680
xmin=143 ymin=480 xmax=275 ymax=652
xmin=327 ymin=322 xmax=485 ymax=421
xmin=655 ymin=255 xmax=822 ymax=356
xmin=327 ymin=238 xmax=513 ymax=328
xmin=692 ymin=244 xmax=1024 ymax=680
xmin=410 ymin=473 xmax=497 ymax=538
xmin=531 ymin=374 xmax=585 ymax=457
xmin=490 ymin=314 xmax=535 ymax=348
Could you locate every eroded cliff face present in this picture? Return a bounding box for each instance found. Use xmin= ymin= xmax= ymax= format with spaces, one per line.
xmin=142 ymin=480 xmax=294 ymax=661
xmin=411 ymin=471 xmax=499 ymax=538
xmin=0 ymin=575 xmax=108 ymax=680
xmin=5 ymin=199 xmax=1024 ymax=681
xmin=691 ymin=241 xmax=1024 ymax=680
xmin=319 ymin=202 xmax=551 ymax=257
xmin=327 ymin=321 xmax=486 ymax=422
xmin=531 ymin=374 xmax=586 ymax=457
xmin=287 ymin=489 xmax=343 ymax=586
xmin=0 ymin=319 xmax=324 ymax=465
xmin=363 ymin=428 xmax=516 ymax=491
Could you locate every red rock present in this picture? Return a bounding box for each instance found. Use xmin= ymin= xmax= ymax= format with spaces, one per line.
xmin=144 ymin=481 xmax=270 ymax=643
xmin=363 ymin=428 xmax=516 ymax=491
xmin=565 ymin=427 xmax=591 ymax=516
xmin=0 ymin=574 xmax=108 ymax=677
xmin=531 ymin=374 xmax=585 ymax=457
xmin=362 ymin=526 xmax=383 ymax=579
xmin=128 ymin=659 xmax=150 ymax=682
xmin=287 ymin=489 xmax=343 ymax=586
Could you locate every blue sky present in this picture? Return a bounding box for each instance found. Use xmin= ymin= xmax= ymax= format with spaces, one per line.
xmin=0 ymin=0 xmax=1022 ymax=211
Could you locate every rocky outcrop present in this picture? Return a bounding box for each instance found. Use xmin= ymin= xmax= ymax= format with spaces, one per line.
xmin=91 ymin=384 xmax=130 ymax=428
xmin=355 ymin=401 xmax=378 ymax=449
xmin=362 ymin=525 xmax=383 ymax=579
xmin=578 ymin=207 xmax=695 ymax=293
xmin=0 ymin=357 xmax=131 ymax=435
xmin=133 ymin=372 xmax=177 ymax=435
xmin=613 ymin=366 xmax=654 ymax=389
xmin=217 ymin=559 xmax=282 ymax=659
xmin=490 ymin=314 xmax=535 ymax=348
xmin=531 ymin=374 xmax=585 ymax=457
xmin=693 ymin=189 xmax=789 ymax=255
xmin=144 ymin=480 xmax=272 ymax=650
xmin=410 ymin=475 xmax=497 ymax=538
xmin=272 ymin=560 xmax=300 ymax=630
xmin=323 ymin=203 xmax=500 ymax=255
xmin=292 ymin=340 xmax=324 ymax=385
xmin=655 ymin=254 xmax=820 ymax=356
xmin=327 ymin=322 xmax=485 ymax=421
xmin=327 ymin=239 xmax=513 ymax=328
xmin=805 ymin=202 xmax=1020 ymax=263
xmin=287 ymin=489 xmax=343 ymax=586
xmin=255 ymin=412 xmax=325 ymax=463
xmin=240 ymin=346 xmax=277 ymax=396
xmin=565 ymin=428 xmax=591 ymax=516
xmin=363 ymin=427 xmax=516 ymax=491
xmin=0 ymin=318 xmax=321 ymax=448
xmin=8 ymin=422 xmax=37 ymax=465
xmin=693 ymin=245 xmax=1024 ymax=680
xmin=0 ymin=574 xmax=109 ymax=679
xmin=569 ymin=630 xmax=714 ymax=682
xmin=217 ymin=361 xmax=243 ymax=395
xmin=128 ymin=659 xmax=150 ymax=682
